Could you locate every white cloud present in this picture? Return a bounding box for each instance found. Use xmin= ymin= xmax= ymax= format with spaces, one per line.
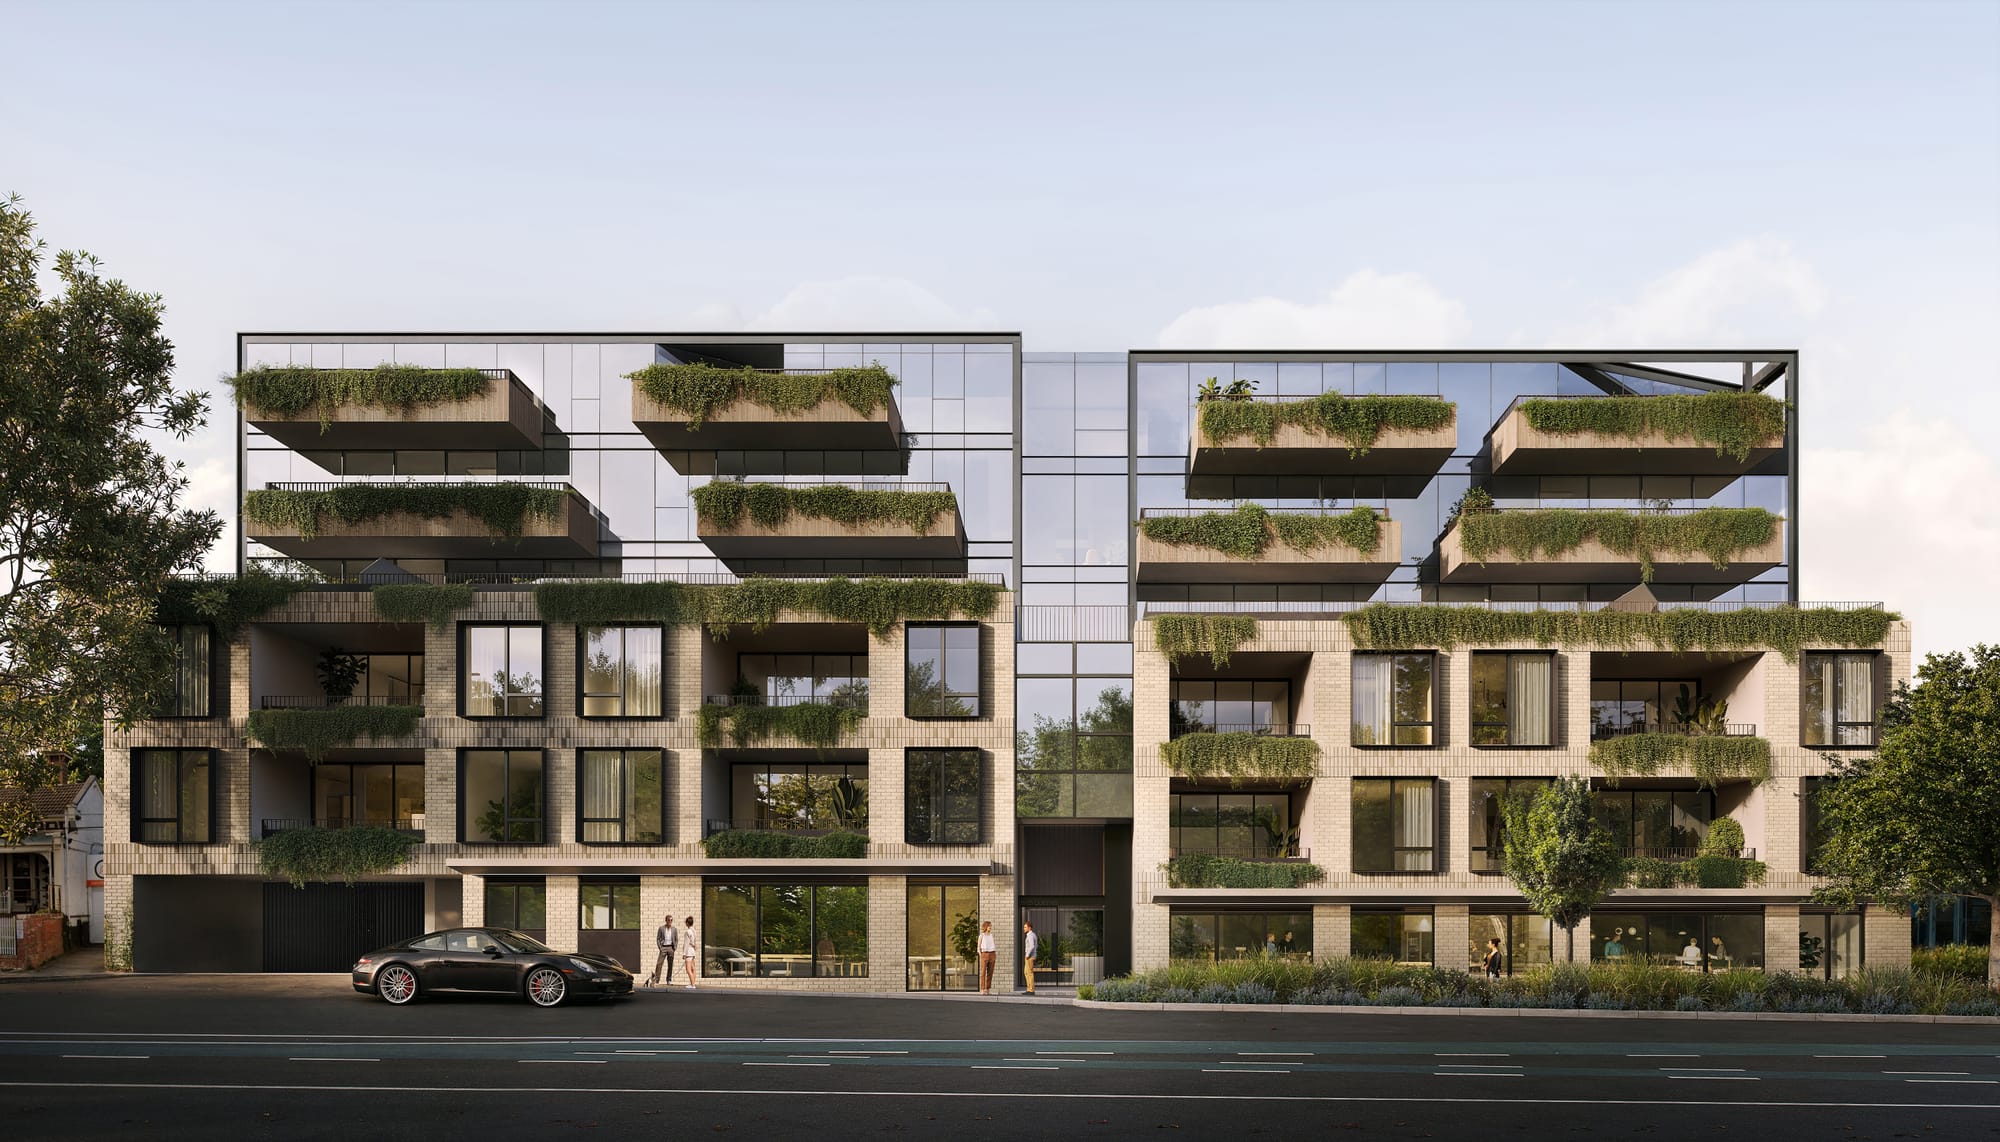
xmin=1155 ymin=270 xmax=1471 ymax=349
xmin=1547 ymin=237 xmax=1827 ymax=348
xmin=179 ymin=454 xmax=237 ymax=572
xmin=691 ymin=276 xmax=997 ymax=332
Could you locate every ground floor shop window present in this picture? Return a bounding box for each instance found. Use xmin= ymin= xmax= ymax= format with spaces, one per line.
xmin=1590 ymin=911 xmax=1765 ymax=970
xmin=1022 ymin=904 xmax=1108 ymax=984
xmin=1799 ymin=912 xmax=1864 ymax=979
xmin=1168 ymin=910 xmax=1312 ymax=963
xmin=1469 ymin=912 xmax=1554 ymax=975
xmin=1352 ymin=908 xmax=1434 ymax=964
xmin=484 ymin=879 xmax=546 ymax=943
xmin=907 ymin=882 xmax=979 ymax=991
xmin=703 ymin=883 xmax=868 ymax=978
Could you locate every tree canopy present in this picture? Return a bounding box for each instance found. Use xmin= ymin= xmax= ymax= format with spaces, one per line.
xmin=1500 ymin=776 xmax=1625 ymax=961
xmin=0 ymin=195 xmax=220 ymax=840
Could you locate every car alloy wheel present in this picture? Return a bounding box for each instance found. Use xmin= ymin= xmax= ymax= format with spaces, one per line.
xmin=526 ymin=967 xmax=567 ymax=1007
xmin=376 ymin=964 xmax=418 ymax=1005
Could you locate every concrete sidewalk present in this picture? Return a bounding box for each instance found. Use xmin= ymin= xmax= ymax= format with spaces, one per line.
xmin=0 ymin=945 xmax=106 ymax=981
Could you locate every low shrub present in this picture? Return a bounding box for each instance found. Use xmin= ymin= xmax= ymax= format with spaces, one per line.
xmin=1372 ymin=986 xmax=1422 ymax=1007
xmin=698 ymin=830 xmax=866 ymax=859
xmin=1161 ymin=854 xmax=1327 ymax=889
xmin=1912 ymin=943 xmax=1990 ymax=982
xmin=1194 ymin=983 xmax=1232 ymax=1005
xmin=1232 ymin=981 xmax=1278 ymax=1005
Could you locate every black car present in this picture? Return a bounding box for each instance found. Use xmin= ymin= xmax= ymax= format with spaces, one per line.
xmin=352 ymin=927 xmax=634 ymax=1007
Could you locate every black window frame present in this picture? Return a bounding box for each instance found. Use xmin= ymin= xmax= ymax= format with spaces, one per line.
xmin=1801 ymin=650 xmax=1880 ymax=749
xmin=1467 ymin=776 xmax=1554 ymax=873
xmin=575 ymin=624 xmax=667 ymax=720
xmin=155 ymin=623 xmax=216 ymax=720
xmin=1168 ymin=791 xmax=1295 ymax=859
xmin=575 ymin=748 xmax=668 ymax=845
xmin=1591 ymin=787 xmax=1715 ymax=859
xmin=1350 ymin=906 xmax=1437 ymax=964
xmin=456 ymin=748 xmax=548 ymax=844
xmin=1351 ymin=776 xmax=1440 ymax=874
xmin=132 ymin=748 xmax=217 ymax=844
xmin=1801 ymin=775 xmax=1834 ymax=874
xmin=1350 ymin=651 xmax=1440 ymax=748
xmin=1165 ymin=908 xmax=1315 ymax=963
xmin=735 ymin=651 xmax=870 ymax=710
xmin=484 ymin=878 xmax=547 ymax=935
xmin=1169 ymin=677 xmax=1294 ymax=736
xmin=701 ymin=881 xmax=871 ymax=980
xmin=905 ymin=622 xmax=982 ymax=719
xmin=905 ymin=748 xmax=984 ymax=845
xmin=729 ymin=761 xmax=869 ymax=832
xmin=578 ymin=878 xmax=643 ymax=931
xmin=1469 ymin=651 xmax=1558 ymax=748
xmin=457 ymin=622 xmax=548 ymax=720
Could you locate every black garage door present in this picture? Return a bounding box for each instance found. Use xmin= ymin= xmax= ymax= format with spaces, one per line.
xmin=263 ymin=883 xmax=425 ymax=972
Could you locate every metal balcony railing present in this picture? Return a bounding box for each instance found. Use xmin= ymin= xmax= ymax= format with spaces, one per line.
xmin=702 ymin=689 xmax=869 ymax=712
xmin=719 ymin=477 xmax=953 ymax=494
xmin=260 ymin=818 xmax=424 ymax=839
xmin=1169 ymin=847 xmax=1314 ymax=863
xmin=257 ymin=479 xmax=610 ymax=529
xmin=258 ymin=694 xmax=424 ymax=710
xmin=1140 ymin=505 xmax=1391 ymax=520
xmin=1591 ymin=722 xmax=1760 ymax=742
xmin=1136 ymin=599 xmax=1882 ymax=618
xmin=1016 ymin=605 xmax=1132 ymax=642
xmin=224 ymin=566 xmax=1006 ymax=587
xmin=1622 ymin=845 xmax=1758 ymax=863
xmin=702 ymin=817 xmax=864 ymax=838
xmin=1170 ymin=723 xmax=1310 ymax=739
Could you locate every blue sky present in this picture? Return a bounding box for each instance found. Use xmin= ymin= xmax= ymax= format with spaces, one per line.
xmin=7 ymin=0 xmax=1998 ymax=653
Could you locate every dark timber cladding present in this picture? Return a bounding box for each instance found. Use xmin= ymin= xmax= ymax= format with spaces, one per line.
xmin=1020 ymin=824 xmax=1106 ymax=896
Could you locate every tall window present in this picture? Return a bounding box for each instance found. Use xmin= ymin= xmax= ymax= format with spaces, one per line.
xmin=579 ymin=626 xmax=663 ymax=717
xmin=579 ymin=881 xmax=641 ymax=932
xmin=1470 ymin=652 xmax=1555 ymax=746
xmin=485 ymin=880 xmax=546 ymax=936
xmin=578 ymin=750 xmax=665 ymax=843
xmin=906 ymin=749 xmax=982 ymax=844
xmin=1351 ymin=653 xmax=1436 ymax=746
xmin=162 ymin=625 xmax=212 ymax=717
xmin=459 ymin=749 xmax=545 ymax=843
xmin=737 ymin=653 xmax=869 ymax=710
xmin=1014 ymin=679 xmax=1133 ymax=818
xmin=361 ymin=654 xmax=424 ymax=702
xmin=1351 ymin=908 xmax=1435 ymax=964
xmin=1168 ymin=910 xmax=1312 ymax=962
xmin=1171 ymin=680 xmax=1290 ymax=735
xmin=906 ymin=882 xmax=980 ymax=991
xmin=703 ymin=883 xmax=868 ymax=979
xmin=462 ymin=625 xmax=544 ymax=717
xmin=1170 ymin=793 xmax=1293 ymax=859
xmin=1802 ymin=652 xmax=1876 ymax=746
xmin=134 ymin=749 xmax=213 ymax=843
xmin=1352 ymin=777 xmax=1437 ymax=872
xmin=1468 ymin=913 xmax=1553 ymax=975
xmin=1593 ymin=789 xmax=1712 ymax=858
xmin=907 ymin=624 xmax=980 ymax=717
xmin=1590 ymin=678 xmax=1699 ymax=739
xmin=309 ymin=762 xmax=423 ymax=832
xmin=729 ymin=763 xmax=867 ymax=832
xmin=1801 ymin=776 xmax=1834 ymax=874
xmin=1468 ymin=777 xmax=1552 ymax=872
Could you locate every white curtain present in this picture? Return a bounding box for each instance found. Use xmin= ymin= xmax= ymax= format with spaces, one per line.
xmin=1836 ymin=654 xmax=1874 ymax=744
xmin=172 ymin=626 xmax=210 ymax=716
xmin=624 ymin=627 xmax=663 ymax=716
xmin=1509 ymin=654 xmax=1553 ymax=746
xmin=1352 ymin=656 xmax=1390 ymax=745
xmin=1394 ymin=781 xmax=1434 ymax=871
xmin=580 ymin=751 xmax=621 ymax=841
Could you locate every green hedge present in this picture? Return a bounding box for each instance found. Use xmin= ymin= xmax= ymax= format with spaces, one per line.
xmin=1140 ymin=504 xmax=1383 ymax=558
xmin=244 ymin=483 xmax=569 ymax=540
xmin=246 ymin=705 xmax=423 ymax=763
xmin=1455 ymin=506 xmax=1780 ymax=582
xmin=1152 ymin=615 xmax=1257 ymax=667
xmin=1519 ymin=391 xmax=1787 ymax=462
xmin=1590 ymin=731 xmax=1772 ymax=788
xmin=1198 ymin=392 xmax=1455 ymax=457
xmin=533 ymin=576 xmax=999 ymax=640
xmin=1340 ymin=603 xmax=1895 ymax=663
xmin=156 ymin=569 xmax=318 ymax=639
xmin=228 ymin=365 xmax=493 ymax=432
xmin=1623 ymin=853 xmax=1770 ymax=889
xmin=1160 ymin=732 xmax=1320 ymax=781
xmin=1162 ymin=853 xmax=1327 ymax=889
xmin=259 ymin=825 xmax=421 ymax=889
xmin=1912 ymin=944 xmax=1992 ymax=983
xmin=691 ymin=482 xmax=957 ymax=535
xmin=697 ymin=701 xmax=862 ymax=748
xmin=627 ymin=362 xmax=897 ymax=430
xmin=370 ymin=583 xmax=476 ymax=629
xmin=699 ymin=830 xmax=868 ymax=859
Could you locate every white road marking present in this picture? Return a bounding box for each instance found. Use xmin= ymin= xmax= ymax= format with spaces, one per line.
xmin=61 ymin=1055 xmax=148 ymax=1060
xmin=1204 ymin=1069 xmax=1288 ymax=1074
xmin=1629 ymin=1053 xmax=1699 ymax=1058
xmin=1433 ymin=1072 xmax=1521 ymax=1078
xmin=1238 ymin=1052 xmax=1313 ymax=1057
xmin=1884 ymin=1071 xmax=1969 ymax=1076
xmin=1440 ymin=1064 xmax=1523 ymax=1069
xmin=1906 ymin=1079 xmax=1997 ymax=1085
xmin=1659 ymin=1067 xmax=1746 ymax=1072
xmin=1038 ymin=1051 xmax=1113 ymax=1056
xmin=830 ymin=1050 xmax=907 ymax=1055
xmin=1436 ymin=1052 xmax=1511 ymax=1057
xmin=1816 ymin=1054 xmax=1886 ymax=1059
xmin=973 ymin=1065 xmax=1057 ymax=1071
xmin=1006 ymin=1058 xmax=1084 ymax=1063
xmin=744 ymin=1063 xmax=828 ymax=1068
xmin=1667 ymin=1076 xmax=1759 ymax=1081
xmin=518 ymin=1060 xmax=604 ymax=1064
xmin=287 ymin=1058 xmax=378 ymax=1063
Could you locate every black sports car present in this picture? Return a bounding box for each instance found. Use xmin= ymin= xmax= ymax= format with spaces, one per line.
xmin=352 ymin=927 xmax=634 ymax=1007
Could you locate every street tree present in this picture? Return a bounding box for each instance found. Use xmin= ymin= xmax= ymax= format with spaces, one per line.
xmin=0 ymin=195 xmax=221 ymax=840
xmin=1501 ymin=775 xmax=1625 ymax=962
xmin=1812 ymin=645 xmax=2000 ymax=989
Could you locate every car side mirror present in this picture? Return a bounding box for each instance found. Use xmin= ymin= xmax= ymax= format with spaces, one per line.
xmin=482 ymin=946 xmax=502 ymax=956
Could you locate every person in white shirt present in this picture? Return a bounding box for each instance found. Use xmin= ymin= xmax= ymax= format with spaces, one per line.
xmin=1680 ymin=938 xmax=1703 ymax=970
xmin=681 ymin=915 xmax=700 ymax=989
xmin=647 ymin=916 xmax=679 ymax=987
xmin=1022 ymin=920 xmax=1039 ymax=995
xmin=978 ymin=920 xmax=997 ymax=994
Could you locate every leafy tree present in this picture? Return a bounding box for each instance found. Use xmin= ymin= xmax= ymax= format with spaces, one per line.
xmin=0 ymin=196 xmax=220 ymax=841
xmin=1500 ymin=776 xmax=1625 ymax=961
xmin=1812 ymin=645 xmax=2000 ymax=988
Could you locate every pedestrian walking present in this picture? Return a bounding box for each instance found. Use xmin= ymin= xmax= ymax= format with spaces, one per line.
xmin=1022 ymin=920 xmax=1038 ymax=995
xmin=978 ymin=920 xmax=997 ymax=994
xmin=647 ymin=915 xmax=680 ymax=987
xmin=681 ymin=915 xmax=700 ymax=989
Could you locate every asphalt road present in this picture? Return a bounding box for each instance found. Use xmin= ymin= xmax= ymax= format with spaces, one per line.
xmin=3 ymin=975 xmax=1997 ymax=1140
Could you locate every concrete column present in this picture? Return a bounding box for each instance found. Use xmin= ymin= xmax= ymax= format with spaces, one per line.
xmin=545 ymin=875 xmax=579 ymax=953
xmin=1764 ymin=904 xmax=1802 ymax=973
xmin=460 ymin=874 xmax=486 ymax=927
xmin=979 ymin=872 xmax=1016 ymax=991
xmin=1316 ymin=904 xmax=1351 ymax=961
xmin=868 ymin=874 xmax=906 ymax=989
xmin=1434 ymin=904 xmax=1470 ymax=972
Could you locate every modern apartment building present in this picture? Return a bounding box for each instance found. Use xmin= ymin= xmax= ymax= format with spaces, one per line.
xmin=102 ymin=338 xmax=1910 ymax=988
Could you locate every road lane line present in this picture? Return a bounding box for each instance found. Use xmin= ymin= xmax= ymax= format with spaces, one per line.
xmin=1816 ymin=1055 xmax=1886 ymax=1059
xmin=1668 ymin=1076 xmax=1759 ymax=1081
xmin=973 ymin=1065 xmax=1057 ymax=1071
xmin=1006 ymin=1058 xmax=1085 ymax=1063
xmin=1038 ymin=1051 xmax=1113 ymax=1056
xmin=1659 ymin=1068 xmax=1746 ymax=1072
xmin=1436 ymin=1053 xmax=1510 ymax=1057
xmin=1433 ymin=1072 xmax=1521 ymax=1078
xmin=1238 ymin=1052 xmax=1313 ymax=1057
xmin=1907 ymin=1080 xmax=1998 ymax=1085
xmin=61 ymin=1055 xmax=148 ymax=1060
xmin=518 ymin=1060 xmax=604 ymax=1064
xmin=1885 ymin=1071 xmax=1970 ymax=1076
xmin=744 ymin=1063 xmax=829 ymax=1068
xmin=288 ymin=1058 xmax=378 ymax=1063
xmin=1439 ymin=1064 xmax=1523 ymax=1069
xmin=1204 ymin=1069 xmax=1287 ymax=1074
xmin=1629 ymin=1053 xmax=1700 ymax=1058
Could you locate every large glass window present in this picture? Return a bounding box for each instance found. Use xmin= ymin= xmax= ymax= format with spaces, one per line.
xmin=1170 ymin=793 xmax=1294 ymax=858
xmin=308 ymin=763 xmax=423 ymax=833
xmin=459 ymin=749 xmax=545 ymax=843
xmin=906 ymin=624 xmax=980 ymax=717
xmin=728 ymin=763 xmax=867 ymax=832
xmin=134 ymin=749 xmax=213 ymax=843
xmin=1171 ymin=680 xmax=1290 ymax=736
xmin=361 ymin=653 xmax=424 ymax=702
xmin=462 ymin=625 xmax=544 ymax=718
xmin=579 ymin=626 xmax=663 ymax=717
xmin=1353 ymin=777 xmax=1437 ymax=872
xmin=1470 ymin=652 xmax=1555 ymax=746
xmin=161 ymin=625 xmax=212 ymax=717
xmin=702 ymin=883 xmax=868 ymax=979
xmin=1592 ymin=789 xmax=1712 ymax=858
xmin=1015 ymin=679 xmax=1133 ymax=818
xmin=1590 ymin=678 xmax=1699 ymax=739
xmin=578 ymin=750 xmax=665 ymax=844
xmin=736 ymin=652 xmax=868 ymax=710
xmin=1803 ymin=652 xmax=1877 ymax=746
xmin=1167 ymin=910 xmax=1312 ymax=963
xmin=579 ymin=881 xmax=641 ymax=931
xmin=1801 ymin=776 xmax=1833 ymax=873
xmin=906 ymin=749 xmax=982 ymax=844
xmin=1352 ymin=909 xmax=1435 ymax=964
xmin=1469 ymin=913 xmax=1554 ymax=975
xmin=1799 ymin=912 xmax=1864 ymax=980
xmin=906 ymin=882 xmax=979 ymax=991
xmin=1468 ymin=777 xmax=1552 ymax=872
xmin=1589 ymin=911 xmax=1766 ymax=970
xmin=1352 ymin=653 xmax=1436 ymax=746
xmin=484 ymin=879 xmax=546 ymax=937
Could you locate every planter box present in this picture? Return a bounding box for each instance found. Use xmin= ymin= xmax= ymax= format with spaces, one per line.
xmin=245 ymin=370 xmax=545 ymax=452
xmin=635 ymin=390 xmax=905 ymax=470
xmin=1490 ymin=404 xmax=1783 ymax=476
xmin=1136 ymin=519 xmax=1402 ymax=584
xmin=698 ymin=508 xmax=966 ymax=561
xmin=1190 ymin=411 xmax=1458 ymax=477
xmin=247 ymin=492 xmax=601 ymax=559
xmin=1439 ymin=519 xmax=1785 ymax=584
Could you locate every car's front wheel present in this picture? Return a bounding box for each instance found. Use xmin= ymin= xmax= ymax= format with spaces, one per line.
xmin=375 ymin=964 xmax=419 ymax=1005
xmin=525 ymin=966 xmax=567 ymax=1007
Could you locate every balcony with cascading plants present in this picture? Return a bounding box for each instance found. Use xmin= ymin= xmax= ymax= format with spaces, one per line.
xmin=1186 ymin=378 xmax=1457 ymax=476
xmin=1436 ymin=488 xmax=1784 ymax=585
xmin=626 ymin=360 xmax=904 ymax=467
xmin=243 ymin=480 xmax=603 ymax=559
xmin=1488 ymin=390 xmax=1787 ymax=476
xmin=1135 ymin=503 xmax=1401 ymax=585
xmin=228 ymin=365 xmax=547 ymax=451
xmin=691 ymin=478 xmax=965 ymax=561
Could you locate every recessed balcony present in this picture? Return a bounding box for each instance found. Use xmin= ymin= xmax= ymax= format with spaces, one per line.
xmin=235 ymin=367 xmax=546 ymax=452
xmin=693 ymin=479 xmax=966 ymax=561
xmin=1188 ymin=395 xmax=1458 ymax=476
xmin=1136 ymin=506 xmax=1401 ymax=584
xmin=244 ymin=481 xmax=602 ymax=559
xmin=629 ymin=363 xmax=905 ymax=467
xmin=1438 ymin=507 xmax=1784 ymax=584
xmin=1489 ymin=393 xmax=1785 ymax=476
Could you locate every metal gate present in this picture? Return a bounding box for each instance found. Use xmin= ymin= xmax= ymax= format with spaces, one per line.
xmin=262 ymin=883 xmax=424 ymax=972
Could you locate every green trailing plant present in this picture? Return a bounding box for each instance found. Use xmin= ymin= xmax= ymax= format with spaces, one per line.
xmin=244 ymin=483 xmax=569 ymax=540
xmin=691 ymin=481 xmax=957 ymax=535
xmin=1159 ymin=732 xmax=1320 ymax=782
xmin=1140 ymin=503 xmax=1383 ymax=558
xmin=1453 ymin=506 xmax=1780 ymax=582
xmin=1446 ymin=486 xmax=1495 ymax=525
xmin=1621 ymin=853 xmax=1768 ymax=889
xmin=627 ymin=362 xmax=898 ymax=430
xmin=697 ymin=701 xmax=862 ymax=748
xmin=1518 ymin=391 xmax=1788 ymax=462
xmin=227 ymin=365 xmax=494 ymax=432
xmin=531 ymin=576 xmax=1000 ymax=640
xmin=699 ymin=829 xmax=867 ymax=859
xmin=1151 ymin=614 xmax=1257 ymax=667
xmin=1589 ymin=732 xmax=1772 ymax=788
xmin=1197 ymin=389 xmax=1455 ymax=457
xmin=245 ymin=705 xmax=422 ymax=763
xmin=315 ymin=646 xmax=365 ymax=701
xmin=259 ymin=825 xmax=421 ymax=889
xmin=1340 ymin=603 xmax=1896 ymax=664
xmin=370 ymin=582 xmax=476 ymax=629
xmin=156 ymin=569 xmax=319 ymax=640
xmin=1162 ymin=853 xmax=1327 ymax=889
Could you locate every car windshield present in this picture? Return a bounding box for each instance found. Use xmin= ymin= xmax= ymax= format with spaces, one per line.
xmin=492 ymin=930 xmax=554 ymax=954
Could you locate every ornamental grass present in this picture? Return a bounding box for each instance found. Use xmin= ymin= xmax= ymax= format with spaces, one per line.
xmin=691 ymin=482 xmax=958 ymax=535
xmin=1140 ymin=504 xmax=1383 ymax=558
xmin=1454 ymin=506 xmax=1780 ymax=582
xmin=228 ymin=365 xmax=493 ymax=432
xmin=1198 ymin=391 xmax=1455 ymax=457
xmin=628 ymin=362 xmax=897 ymax=430
xmin=1518 ymin=391 xmax=1787 ymax=462
xmin=1339 ymin=603 xmax=1894 ymax=663
xmin=243 ymin=483 xmax=569 ymax=540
